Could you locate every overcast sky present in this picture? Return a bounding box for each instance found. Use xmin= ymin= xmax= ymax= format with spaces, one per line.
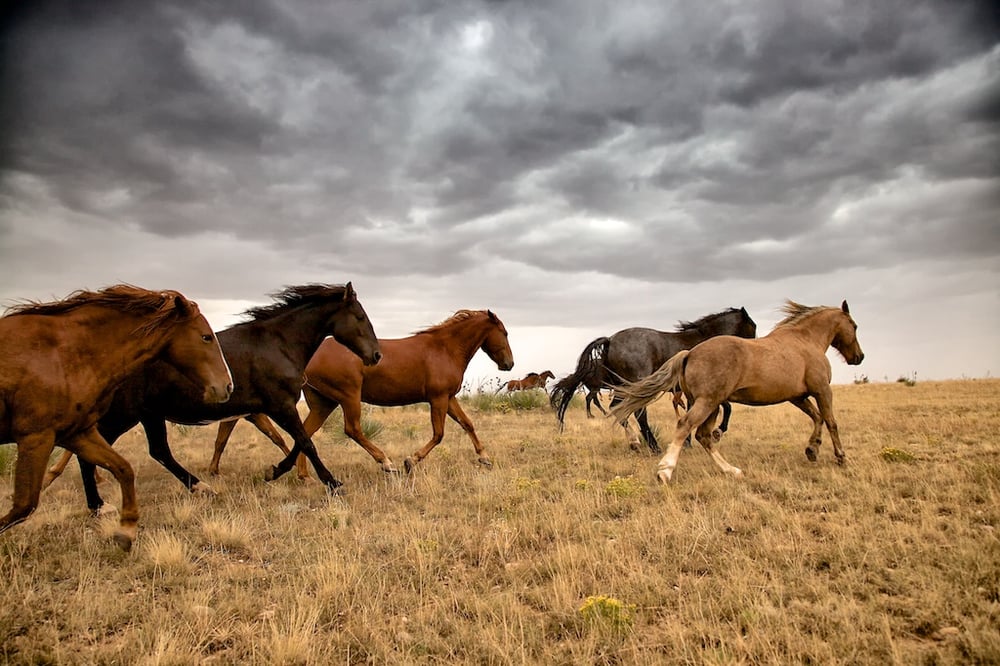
xmin=2 ymin=0 xmax=998 ymax=391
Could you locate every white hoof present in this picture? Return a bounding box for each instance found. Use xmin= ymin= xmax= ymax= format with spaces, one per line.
xmin=96 ymin=503 xmax=119 ymax=518
xmin=192 ymin=482 xmax=217 ymax=497
xmin=730 ymin=468 xmax=744 ymax=479
xmin=656 ymin=468 xmax=673 ymax=484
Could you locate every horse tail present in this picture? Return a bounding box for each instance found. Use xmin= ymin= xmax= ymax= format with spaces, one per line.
xmin=549 ymin=337 xmax=611 ymax=428
xmin=609 ymin=350 xmax=689 ymax=425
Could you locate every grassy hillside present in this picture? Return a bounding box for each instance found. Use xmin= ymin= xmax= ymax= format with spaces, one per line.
xmin=1 ymin=379 xmax=998 ymax=664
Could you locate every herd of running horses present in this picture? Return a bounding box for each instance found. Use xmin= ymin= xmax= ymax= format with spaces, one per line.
xmin=0 ymin=282 xmax=864 ymax=550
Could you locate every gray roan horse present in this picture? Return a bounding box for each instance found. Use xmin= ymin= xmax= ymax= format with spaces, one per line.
xmin=550 ymin=308 xmax=757 ymax=452
xmin=610 ymin=300 xmax=864 ymax=483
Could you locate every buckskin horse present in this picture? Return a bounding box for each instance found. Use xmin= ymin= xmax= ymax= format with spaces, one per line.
xmin=209 ymin=309 xmax=514 ymax=477
xmin=42 ymin=283 xmax=381 ymax=510
xmin=0 ymin=285 xmax=233 ymax=551
xmin=610 ymin=300 xmax=864 ymax=483
xmin=498 ymin=370 xmax=554 ymax=393
xmin=550 ymin=307 xmax=757 ymax=451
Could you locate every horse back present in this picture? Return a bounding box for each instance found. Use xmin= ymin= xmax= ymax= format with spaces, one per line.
xmin=606 ymin=327 xmax=681 ymax=382
xmin=685 ymin=335 xmax=815 ymax=405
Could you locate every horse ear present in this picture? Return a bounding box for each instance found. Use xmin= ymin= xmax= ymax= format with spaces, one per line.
xmin=487 ymin=309 xmax=497 ymax=321
xmin=841 ymin=300 xmax=850 ymax=314
xmin=344 ymin=282 xmax=356 ymax=302
xmin=169 ymin=293 xmax=195 ymax=318
xmin=740 ymin=307 xmax=748 ymax=316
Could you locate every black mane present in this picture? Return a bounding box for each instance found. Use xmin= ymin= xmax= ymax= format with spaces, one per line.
xmin=242 ymin=284 xmax=348 ymax=322
xmin=675 ymin=307 xmax=742 ymax=333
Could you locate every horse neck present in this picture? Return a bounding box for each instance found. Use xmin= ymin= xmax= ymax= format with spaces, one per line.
xmin=256 ymin=303 xmax=340 ymax=368
xmin=778 ymin=311 xmax=840 ymax=350
xmin=433 ymin=316 xmax=492 ymax=368
xmin=63 ymin=307 xmax=183 ymax=383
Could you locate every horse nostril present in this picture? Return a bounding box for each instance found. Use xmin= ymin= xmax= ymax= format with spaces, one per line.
xmin=373 ymin=351 xmax=383 ymax=364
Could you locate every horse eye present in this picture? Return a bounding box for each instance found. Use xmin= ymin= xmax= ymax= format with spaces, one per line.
xmin=202 ymin=334 xmax=213 ymax=343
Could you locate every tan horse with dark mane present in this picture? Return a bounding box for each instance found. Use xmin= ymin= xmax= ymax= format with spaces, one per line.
xmin=611 ymin=300 xmax=864 ymax=484
xmin=0 ymin=285 xmax=232 ymax=550
xmin=209 ymin=309 xmax=514 ymax=476
xmin=499 ymin=370 xmax=555 ymax=393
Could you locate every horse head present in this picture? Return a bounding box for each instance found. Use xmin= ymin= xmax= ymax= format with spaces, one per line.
xmin=831 ymin=300 xmax=864 ymax=365
xmin=155 ymin=293 xmax=233 ymax=403
xmin=482 ymin=310 xmax=514 ymax=371
xmin=328 ymin=283 xmax=382 ymax=366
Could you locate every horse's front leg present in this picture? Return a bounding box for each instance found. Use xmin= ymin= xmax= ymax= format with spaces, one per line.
xmin=403 ymin=397 xmax=449 ymax=473
xmin=812 ymin=388 xmax=845 ymax=464
xmin=446 ymin=396 xmax=491 ymax=468
xmin=339 ymin=398 xmax=399 ymax=474
xmin=142 ymin=417 xmax=214 ymax=496
xmin=67 ymin=427 xmax=139 ymax=551
xmin=264 ymin=404 xmax=342 ymax=492
xmin=0 ymin=431 xmax=56 ymax=535
xmin=790 ymin=396 xmax=825 ymax=462
xmin=41 ymin=448 xmax=74 ymax=490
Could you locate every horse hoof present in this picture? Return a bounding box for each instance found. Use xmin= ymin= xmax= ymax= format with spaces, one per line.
xmin=712 ymin=429 xmax=723 ymax=443
xmin=805 ymin=447 xmax=818 ymax=462
xmin=404 ymin=457 xmax=417 ymax=474
xmin=94 ymin=503 xmax=119 ymax=519
xmin=836 ymin=455 xmax=846 ymax=466
xmin=731 ymin=468 xmax=744 ymax=479
xmin=655 ymin=469 xmax=672 ymax=484
xmin=191 ymin=482 xmax=216 ymax=497
xmin=112 ymin=532 xmax=133 ymax=552
xmin=264 ymin=466 xmax=278 ymax=482
xmin=382 ymin=461 xmax=401 ymax=475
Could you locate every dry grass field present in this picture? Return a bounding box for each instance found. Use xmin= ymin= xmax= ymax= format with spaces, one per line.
xmin=1 ymin=379 xmax=998 ymax=665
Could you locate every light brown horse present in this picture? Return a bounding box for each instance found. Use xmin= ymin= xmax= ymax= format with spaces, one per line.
xmin=499 ymin=370 xmax=555 ymax=393
xmin=209 ymin=309 xmax=514 ymax=477
xmin=610 ymin=300 xmax=864 ymax=484
xmin=0 ymin=285 xmax=233 ymax=550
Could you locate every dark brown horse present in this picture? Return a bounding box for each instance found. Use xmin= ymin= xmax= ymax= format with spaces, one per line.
xmin=42 ymin=284 xmax=381 ymax=509
xmin=209 ymin=309 xmax=514 ymax=477
xmin=0 ymin=285 xmax=233 ymax=550
xmin=498 ymin=370 xmax=554 ymax=393
xmin=611 ymin=300 xmax=864 ymax=483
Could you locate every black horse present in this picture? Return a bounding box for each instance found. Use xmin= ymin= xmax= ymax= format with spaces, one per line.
xmin=550 ymin=307 xmax=757 ymax=452
xmin=44 ymin=283 xmax=381 ymax=511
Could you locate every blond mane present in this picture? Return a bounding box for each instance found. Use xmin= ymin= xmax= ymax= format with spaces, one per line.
xmin=774 ymin=300 xmax=839 ymax=329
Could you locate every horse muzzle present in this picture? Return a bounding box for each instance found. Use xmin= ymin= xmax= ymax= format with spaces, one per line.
xmin=849 ymin=352 xmax=865 ymax=365
xmin=205 ymin=382 xmax=233 ymax=404
xmin=363 ymin=350 xmax=383 ymax=367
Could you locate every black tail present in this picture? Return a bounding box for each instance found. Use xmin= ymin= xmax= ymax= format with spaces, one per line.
xmin=550 ymin=337 xmax=611 ymax=428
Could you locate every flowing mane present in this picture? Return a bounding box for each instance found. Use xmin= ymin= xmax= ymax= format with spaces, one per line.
xmin=774 ymin=300 xmax=836 ymax=330
xmin=413 ymin=309 xmax=486 ymax=335
xmin=242 ymin=284 xmax=348 ymax=322
xmin=3 ymin=284 xmax=189 ymax=334
xmin=676 ymin=307 xmax=743 ymax=333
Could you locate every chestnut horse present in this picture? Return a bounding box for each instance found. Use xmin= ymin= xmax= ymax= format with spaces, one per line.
xmin=610 ymin=300 xmax=864 ymax=483
xmin=209 ymin=309 xmax=514 ymax=477
xmin=42 ymin=284 xmax=381 ymax=509
xmin=0 ymin=285 xmax=233 ymax=550
xmin=498 ymin=370 xmax=554 ymax=393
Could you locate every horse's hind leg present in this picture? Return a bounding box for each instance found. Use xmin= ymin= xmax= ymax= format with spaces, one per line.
xmin=207 ymin=419 xmax=239 ymax=477
xmin=588 ymin=391 xmax=608 ymax=417
xmin=713 ymin=401 xmax=733 ymax=441
xmin=656 ymin=399 xmax=719 ymax=483
xmin=404 ymin=397 xmax=449 ymax=473
xmin=610 ymin=392 xmax=645 ymax=451
xmin=790 ymin=397 xmax=824 ymax=462
xmin=0 ymin=432 xmax=56 ymax=535
xmin=635 ymin=407 xmax=661 ymax=454
xmin=694 ymin=413 xmax=743 ymax=478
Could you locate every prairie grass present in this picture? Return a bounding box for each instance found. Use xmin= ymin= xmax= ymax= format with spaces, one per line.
xmin=1 ymin=379 xmax=998 ymax=664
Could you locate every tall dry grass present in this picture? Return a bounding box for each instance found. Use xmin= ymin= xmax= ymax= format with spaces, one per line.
xmin=1 ymin=380 xmax=997 ymax=664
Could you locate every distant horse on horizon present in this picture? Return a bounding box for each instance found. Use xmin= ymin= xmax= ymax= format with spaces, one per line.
xmin=550 ymin=307 xmax=757 ymax=452
xmin=498 ymin=370 xmax=555 ymax=393
xmin=0 ymin=285 xmax=233 ymax=551
xmin=610 ymin=300 xmax=864 ymax=483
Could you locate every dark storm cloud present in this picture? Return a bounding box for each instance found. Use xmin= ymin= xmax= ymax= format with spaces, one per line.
xmin=1 ymin=0 xmax=997 ymax=286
